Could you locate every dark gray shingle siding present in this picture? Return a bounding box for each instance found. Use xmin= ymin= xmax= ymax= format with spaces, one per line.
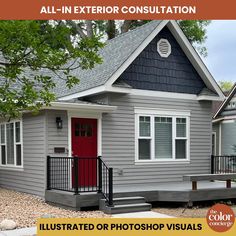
xmin=118 ymin=27 xmax=206 ymax=94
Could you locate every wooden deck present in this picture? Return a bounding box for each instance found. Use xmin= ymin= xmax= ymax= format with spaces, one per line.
xmin=113 ymin=181 xmax=236 ymax=203
xmin=45 ymin=181 xmax=236 ymax=210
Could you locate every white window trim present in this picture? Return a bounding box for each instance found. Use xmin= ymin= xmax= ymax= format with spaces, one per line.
xmin=135 ymin=108 xmax=190 ymax=164
xmin=212 ymin=132 xmax=216 ymax=156
xmin=0 ymin=120 xmax=23 ymax=169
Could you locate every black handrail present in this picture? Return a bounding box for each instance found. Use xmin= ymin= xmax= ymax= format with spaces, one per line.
xmin=98 ymin=156 xmax=113 ymax=206
xmin=211 ymin=155 xmax=236 ymax=174
xmin=46 ymin=156 xmax=113 ymax=206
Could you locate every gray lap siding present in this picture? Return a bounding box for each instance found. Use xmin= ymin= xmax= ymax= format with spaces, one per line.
xmin=0 ymin=112 xmax=46 ymax=197
xmin=101 ymin=94 xmax=212 ymax=186
xmin=0 ymin=110 xmax=69 ymax=198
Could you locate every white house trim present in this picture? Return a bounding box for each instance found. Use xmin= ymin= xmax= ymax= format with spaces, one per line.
xmin=58 ymin=85 xmax=106 ymax=101
xmin=131 ymin=89 xmax=197 ymax=100
xmin=212 ymin=115 xmax=236 ymax=123
xmin=222 ymin=120 xmax=235 ymax=124
xmin=43 ymin=101 xmax=116 ymax=113
xmin=0 ymin=119 xmax=24 ymax=169
xmin=212 ymin=131 xmax=217 ymax=156
xmin=197 ymin=95 xmax=223 ymax=101
xmin=213 ymin=84 xmax=236 ymax=119
xmin=219 ymin=122 xmax=222 ymax=155
xmin=134 ymin=107 xmax=191 ymax=117
xmin=134 ymin=107 xmax=190 ymax=164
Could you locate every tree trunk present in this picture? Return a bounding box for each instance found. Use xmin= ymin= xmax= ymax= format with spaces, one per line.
xmin=121 ymin=20 xmax=133 ymax=33
xmin=106 ymin=20 xmax=116 ymax=40
xmin=85 ymin=20 xmax=93 ymax=38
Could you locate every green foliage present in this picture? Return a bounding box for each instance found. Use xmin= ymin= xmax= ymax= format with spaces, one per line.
xmin=178 ymin=20 xmax=211 ymax=57
xmin=94 ymin=20 xmax=211 ymax=56
xmin=0 ymin=21 xmax=103 ymax=119
xmin=218 ymin=80 xmax=234 ymax=92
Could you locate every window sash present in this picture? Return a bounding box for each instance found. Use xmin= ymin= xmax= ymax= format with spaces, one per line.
xmin=137 ymin=114 xmax=189 ymax=161
xmin=0 ymin=121 xmax=23 ymax=167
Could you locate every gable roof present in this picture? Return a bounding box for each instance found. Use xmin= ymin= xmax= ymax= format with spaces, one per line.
xmin=0 ymin=20 xmax=224 ymax=102
xmin=58 ymin=20 xmax=224 ymax=101
xmin=213 ymin=83 xmax=236 ymax=119
xmin=53 ymin=20 xmax=166 ymax=98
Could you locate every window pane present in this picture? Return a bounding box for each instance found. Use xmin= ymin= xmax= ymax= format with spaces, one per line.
xmin=176 ymin=118 xmax=186 ymax=137
xmin=155 ymin=117 xmax=172 ymax=159
xmin=138 ymin=139 xmax=151 ymax=160
xmin=1 ymin=146 xmax=6 ymax=165
xmin=139 ymin=116 xmax=150 ymax=137
xmin=176 ymin=140 xmax=186 ymax=159
xmin=1 ymin=125 xmax=5 ymax=144
xmin=15 ymin=122 xmax=21 ymax=143
xmin=6 ymin=123 xmax=14 ymax=165
xmin=16 ymin=144 xmax=22 ymax=166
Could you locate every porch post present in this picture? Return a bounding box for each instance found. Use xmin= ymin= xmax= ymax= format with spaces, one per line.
xmin=74 ymin=156 xmax=79 ymax=195
xmin=108 ymin=168 xmax=113 ymax=206
xmin=46 ymin=155 xmax=51 ymax=190
xmin=211 ymin=155 xmax=214 ymax=174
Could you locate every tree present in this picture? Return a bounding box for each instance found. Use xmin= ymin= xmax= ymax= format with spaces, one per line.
xmin=0 ymin=20 xmax=210 ymax=119
xmin=0 ymin=20 xmax=103 ymax=119
xmin=72 ymin=20 xmax=211 ymax=55
xmin=218 ymin=80 xmax=234 ymax=92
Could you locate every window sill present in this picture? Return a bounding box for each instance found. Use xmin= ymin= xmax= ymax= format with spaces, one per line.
xmin=135 ymin=160 xmax=190 ymax=165
xmin=0 ymin=166 xmax=24 ymax=171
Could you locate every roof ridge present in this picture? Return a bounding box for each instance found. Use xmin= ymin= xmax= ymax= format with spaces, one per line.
xmin=106 ymin=20 xmax=160 ymax=44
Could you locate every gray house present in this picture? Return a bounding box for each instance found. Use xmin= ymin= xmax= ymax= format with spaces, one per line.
xmin=0 ymin=20 xmax=225 ymax=211
xmin=213 ymin=84 xmax=236 ymax=156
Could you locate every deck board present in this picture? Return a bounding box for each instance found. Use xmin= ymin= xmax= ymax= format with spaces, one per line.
xmin=45 ymin=181 xmax=236 ymax=209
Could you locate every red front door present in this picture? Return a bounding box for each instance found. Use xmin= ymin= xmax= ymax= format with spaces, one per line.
xmin=71 ymin=118 xmax=97 ymax=187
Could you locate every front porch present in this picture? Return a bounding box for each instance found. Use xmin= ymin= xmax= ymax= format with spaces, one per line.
xmin=45 ymin=155 xmax=236 ymax=211
xmin=45 ymin=180 xmax=236 ymax=210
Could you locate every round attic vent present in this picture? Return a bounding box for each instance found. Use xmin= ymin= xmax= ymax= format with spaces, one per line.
xmin=157 ymin=38 xmax=171 ymax=58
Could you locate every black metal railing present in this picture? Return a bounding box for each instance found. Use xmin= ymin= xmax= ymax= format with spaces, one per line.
xmin=98 ymin=157 xmax=113 ymax=206
xmin=211 ymin=155 xmax=236 ymax=174
xmin=47 ymin=156 xmax=113 ymax=206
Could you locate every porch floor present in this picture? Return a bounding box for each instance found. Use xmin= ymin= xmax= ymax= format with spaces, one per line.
xmin=45 ymin=181 xmax=236 ymax=210
xmin=113 ymin=181 xmax=236 ymax=203
xmin=114 ymin=180 xmax=236 ymax=192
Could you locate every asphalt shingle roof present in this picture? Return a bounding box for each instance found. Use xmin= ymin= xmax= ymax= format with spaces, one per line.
xmin=0 ymin=21 xmax=162 ymax=99
xmin=52 ymin=20 xmax=162 ymax=98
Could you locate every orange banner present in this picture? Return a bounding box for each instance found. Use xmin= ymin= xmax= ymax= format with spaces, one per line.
xmin=0 ymin=0 xmax=236 ymax=20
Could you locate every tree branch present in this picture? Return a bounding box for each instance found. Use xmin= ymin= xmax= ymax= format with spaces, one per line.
xmin=66 ymin=20 xmax=87 ymax=39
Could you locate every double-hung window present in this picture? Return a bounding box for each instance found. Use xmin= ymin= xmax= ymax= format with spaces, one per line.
xmin=0 ymin=120 xmax=23 ymax=167
xmin=136 ymin=109 xmax=190 ymax=162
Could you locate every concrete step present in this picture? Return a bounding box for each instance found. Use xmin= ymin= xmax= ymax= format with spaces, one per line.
xmin=101 ymin=196 xmax=146 ymax=206
xmin=103 ymin=203 xmax=152 ymax=214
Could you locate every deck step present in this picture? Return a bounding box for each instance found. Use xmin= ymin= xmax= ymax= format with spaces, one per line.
xmin=99 ymin=196 xmax=151 ymax=214
xmin=103 ymin=203 xmax=152 ymax=214
xmin=110 ymin=196 xmax=146 ymax=205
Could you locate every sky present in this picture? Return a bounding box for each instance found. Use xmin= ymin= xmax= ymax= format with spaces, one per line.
xmin=202 ymin=20 xmax=236 ymax=83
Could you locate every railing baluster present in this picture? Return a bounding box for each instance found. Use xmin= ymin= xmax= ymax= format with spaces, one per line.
xmin=46 ymin=156 xmax=113 ymax=205
xmin=211 ymin=155 xmax=236 ymax=174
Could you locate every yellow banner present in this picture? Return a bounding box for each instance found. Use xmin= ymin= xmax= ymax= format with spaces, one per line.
xmin=37 ymin=218 xmax=236 ymax=236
